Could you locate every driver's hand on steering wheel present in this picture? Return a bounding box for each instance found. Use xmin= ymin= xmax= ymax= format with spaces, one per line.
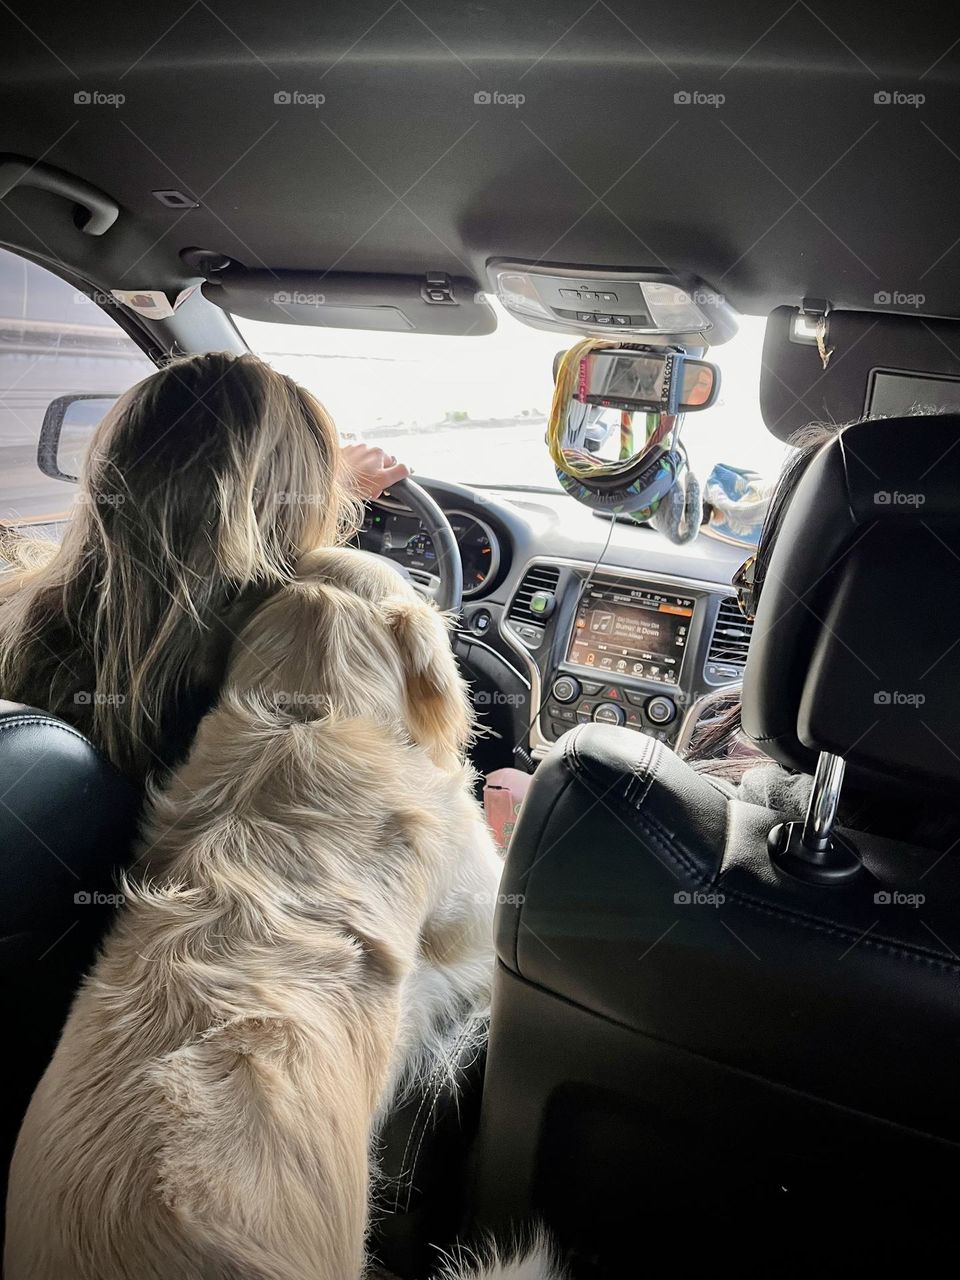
xmin=341 ymin=443 xmax=411 ymax=500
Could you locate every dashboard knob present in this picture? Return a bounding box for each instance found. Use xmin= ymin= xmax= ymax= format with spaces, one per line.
xmin=551 ymin=675 xmax=581 ymax=704
xmin=593 ymin=701 xmax=626 ymax=726
xmin=646 ymin=695 xmax=677 ymax=725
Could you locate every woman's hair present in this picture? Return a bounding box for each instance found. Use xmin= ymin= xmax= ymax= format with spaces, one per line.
xmin=0 ymin=352 xmax=361 ymax=781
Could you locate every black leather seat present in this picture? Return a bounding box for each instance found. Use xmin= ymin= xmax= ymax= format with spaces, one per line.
xmin=370 ymin=1020 xmax=488 ymax=1278
xmin=470 ymin=417 xmax=960 ymax=1272
xmin=0 ymin=701 xmax=140 ymax=1217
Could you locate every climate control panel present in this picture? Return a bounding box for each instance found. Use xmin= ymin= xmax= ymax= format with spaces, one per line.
xmin=542 ymin=673 xmax=680 ymax=744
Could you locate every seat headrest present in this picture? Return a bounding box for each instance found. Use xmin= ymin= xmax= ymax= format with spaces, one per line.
xmin=742 ymin=415 xmax=960 ymax=793
xmin=0 ymin=701 xmax=140 ymax=933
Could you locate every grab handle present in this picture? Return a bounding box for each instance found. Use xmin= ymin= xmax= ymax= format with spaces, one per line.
xmin=0 ymin=156 xmax=119 ymax=235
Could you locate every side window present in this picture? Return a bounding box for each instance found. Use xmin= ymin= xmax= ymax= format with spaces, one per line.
xmin=0 ymin=247 xmax=154 ymax=536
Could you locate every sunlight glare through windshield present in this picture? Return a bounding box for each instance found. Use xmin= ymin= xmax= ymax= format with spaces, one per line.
xmin=237 ymin=301 xmax=786 ymax=490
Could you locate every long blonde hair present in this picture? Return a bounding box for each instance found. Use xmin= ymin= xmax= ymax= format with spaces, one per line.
xmin=0 ymin=352 xmax=360 ymax=781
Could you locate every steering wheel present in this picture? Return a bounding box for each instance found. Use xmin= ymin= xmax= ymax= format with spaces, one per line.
xmin=382 ymin=478 xmax=463 ymax=613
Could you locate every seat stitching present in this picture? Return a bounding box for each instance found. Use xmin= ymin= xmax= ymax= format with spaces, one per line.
xmin=565 ymin=736 xmax=703 ymax=880
xmin=391 ymin=1059 xmax=446 ymax=1205
xmin=553 ymin=739 xmax=960 ymax=971
xmin=393 ymin=1018 xmax=476 ymax=1209
xmin=399 ymin=1029 xmax=472 ymax=1211
xmin=0 ymin=716 xmax=89 ymax=744
xmin=563 ymin=724 xmax=584 ymax=773
xmin=0 ymin=715 xmax=119 ymax=773
xmin=634 ymin=738 xmax=661 ymax=809
xmin=623 ymin=736 xmax=658 ymax=808
xmin=394 ymin=1055 xmax=450 ymax=1199
xmin=626 ymin=803 xmax=960 ymax=973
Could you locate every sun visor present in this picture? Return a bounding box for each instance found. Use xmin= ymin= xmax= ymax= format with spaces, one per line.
xmin=761 ymin=306 xmax=960 ymax=440
xmin=202 ymin=269 xmax=495 ymax=336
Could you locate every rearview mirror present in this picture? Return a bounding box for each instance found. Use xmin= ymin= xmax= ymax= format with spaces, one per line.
xmin=38 ymin=394 xmax=116 ymax=482
xmin=573 ymin=346 xmax=719 ymax=415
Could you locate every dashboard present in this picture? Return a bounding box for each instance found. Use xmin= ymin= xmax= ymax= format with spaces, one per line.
xmin=358 ymin=480 xmax=752 ymax=762
xmin=359 ymin=503 xmax=501 ymax=597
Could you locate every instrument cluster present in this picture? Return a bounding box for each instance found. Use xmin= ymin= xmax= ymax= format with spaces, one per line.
xmin=359 ymin=504 xmax=501 ymax=598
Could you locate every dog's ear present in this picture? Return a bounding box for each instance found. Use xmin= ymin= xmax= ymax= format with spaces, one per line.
xmin=382 ymin=595 xmax=473 ymax=767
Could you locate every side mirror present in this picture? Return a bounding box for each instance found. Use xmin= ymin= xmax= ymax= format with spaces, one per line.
xmin=37 ymin=394 xmax=116 ymax=482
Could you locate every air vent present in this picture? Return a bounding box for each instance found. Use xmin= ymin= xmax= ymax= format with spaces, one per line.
xmin=508 ymin=563 xmax=561 ymax=625
xmin=707 ymin=596 xmax=754 ymax=670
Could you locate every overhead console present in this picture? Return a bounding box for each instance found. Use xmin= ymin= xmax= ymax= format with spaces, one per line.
xmin=501 ymin=559 xmax=752 ymax=756
xmin=488 ymin=261 xmax=739 ymax=346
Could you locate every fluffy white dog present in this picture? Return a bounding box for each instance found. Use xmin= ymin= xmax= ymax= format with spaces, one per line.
xmin=5 ymin=548 xmax=559 ymax=1280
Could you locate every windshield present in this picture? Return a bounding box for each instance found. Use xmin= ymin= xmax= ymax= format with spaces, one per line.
xmin=236 ymin=301 xmax=786 ymax=492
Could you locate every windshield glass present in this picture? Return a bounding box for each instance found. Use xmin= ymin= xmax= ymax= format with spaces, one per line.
xmin=236 ymin=301 xmax=786 ymax=492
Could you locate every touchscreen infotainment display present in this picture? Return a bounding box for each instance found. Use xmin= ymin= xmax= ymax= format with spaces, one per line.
xmin=567 ymin=584 xmax=695 ymax=684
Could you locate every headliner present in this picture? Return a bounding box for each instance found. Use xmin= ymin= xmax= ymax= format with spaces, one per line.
xmin=2 ymin=1 xmax=960 ymax=320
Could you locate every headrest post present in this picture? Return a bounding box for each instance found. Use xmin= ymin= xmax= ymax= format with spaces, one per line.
xmin=801 ymin=751 xmax=846 ymax=852
xmin=768 ymin=750 xmax=860 ymax=885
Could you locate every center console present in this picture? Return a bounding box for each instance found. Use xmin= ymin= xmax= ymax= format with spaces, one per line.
xmin=500 ymin=558 xmax=748 ymax=757
xmin=551 ymin=580 xmax=694 ymax=737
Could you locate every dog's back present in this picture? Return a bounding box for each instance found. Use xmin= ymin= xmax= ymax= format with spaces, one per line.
xmin=6 ymin=692 xmax=456 ymax=1279
xmin=5 ymin=550 xmax=558 ymax=1280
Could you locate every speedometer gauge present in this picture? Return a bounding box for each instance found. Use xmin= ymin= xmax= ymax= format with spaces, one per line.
xmin=449 ymin=512 xmax=500 ymax=598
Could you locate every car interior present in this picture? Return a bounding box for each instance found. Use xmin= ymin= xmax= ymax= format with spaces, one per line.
xmin=4 ymin=2 xmax=960 ymax=1273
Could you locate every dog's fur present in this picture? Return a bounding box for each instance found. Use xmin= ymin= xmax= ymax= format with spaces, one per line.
xmin=5 ymin=548 xmax=560 ymax=1280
